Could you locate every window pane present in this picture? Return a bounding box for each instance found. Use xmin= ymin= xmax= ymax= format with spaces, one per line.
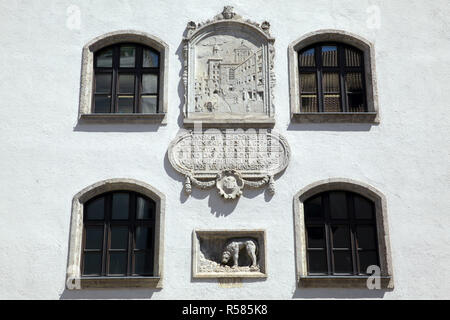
xmin=329 ymin=191 xmax=348 ymax=219
xmin=345 ymin=47 xmax=362 ymax=67
xmin=111 ymin=192 xmax=129 ymax=220
xmin=94 ymin=95 xmax=111 ymax=113
xmin=143 ymin=49 xmax=159 ymax=67
xmin=119 ymin=74 xmax=135 ymax=93
xmin=331 ymin=225 xmax=350 ymax=248
xmin=354 ymin=195 xmax=374 ymax=219
xmin=299 ymin=48 xmax=315 ymax=66
xmin=359 ymin=251 xmax=379 ymax=274
xmin=348 ymin=93 xmax=365 ymax=112
xmin=345 ymin=73 xmax=364 ymax=112
xmin=86 ymin=197 xmax=104 ymax=220
xmin=300 ymin=73 xmax=316 ymax=93
xmin=307 ymin=226 xmax=325 ymax=248
xmin=109 ymin=252 xmax=127 ymax=275
xmin=135 ymin=252 xmax=153 ymax=275
xmin=95 ymin=74 xmax=112 ymax=93
xmin=120 ymin=46 xmax=135 ymax=67
xmin=141 ymin=95 xmax=157 ymax=113
xmin=117 ymin=96 xmax=134 ymax=113
xmin=135 ymin=226 xmax=152 ymax=250
xmin=321 ymin=46 xmax=338 ymax=66
xmin=356 ymin=226 xmax=377 ymax=249
xmin=308 ymin=250 xmax=328 ymax=274
xmin=142 ymin=74 xmax=158 ymax=94
xmin=345 ymin=72 xmax=363 ymax=92
xmin=323 ymin=94 xmax=341 ymax=112
xmin=136 ymin=196 xmax=154 ymax=220
xmin=322 ymin=73 xmax=341 ymax=112
xmin=322 ymin=73 xmax=340 ymax=92
xmin=304 ymin=194 xmax=323 ymax=220
xmin=96 ymin=48 xmax=113 ymax=67
xmin=83 ymin=252 xmax=102 ymax=275
xmin=300 ymin=73 xmax=317 ymax=112
xmin=333 ymin=251 xmax=353 ymax=273
xmin=85 ymin=227 xmax=103 ymax=249
xmin=110 ymin=226 xmax=129 ymax=249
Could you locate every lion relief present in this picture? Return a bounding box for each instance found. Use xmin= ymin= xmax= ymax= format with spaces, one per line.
xmin=221 ymin=238 xmax=258 ymax=269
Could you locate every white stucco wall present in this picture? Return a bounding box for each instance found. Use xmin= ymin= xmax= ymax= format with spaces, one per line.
xmin=0 ymin=0 xmax=449 ymax=299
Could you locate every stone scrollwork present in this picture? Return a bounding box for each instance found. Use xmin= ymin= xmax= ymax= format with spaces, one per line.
xmin=168 ymin=129 xmax=290 ymax=199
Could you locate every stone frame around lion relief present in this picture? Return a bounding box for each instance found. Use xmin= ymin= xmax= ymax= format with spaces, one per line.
xmin=192 ymin=230 xmax=267 ymax=279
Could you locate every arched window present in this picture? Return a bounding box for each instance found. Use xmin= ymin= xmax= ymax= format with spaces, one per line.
xmin=298 ymin=44 xmax=366 ymax=113
xmin=304 ymin=191 xmax=378 ymax=275
xmin=78 ymin=31 xmax=168 ymax=123
xmin=93 ymin=44 xmax=160 ymax=114
xmin=82 ymin=191 xmax=156 ymax=276
xmin=288 ymin=30 xmax=379 ymax=123
xmin=66 ymin=179 xmax=165 ymax=289
xmin=293 ymin=179 xmax=393 ymax=288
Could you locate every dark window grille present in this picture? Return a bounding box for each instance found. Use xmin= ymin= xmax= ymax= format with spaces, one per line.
xmin=298 ymin=43 xmax=367 ymax=113
xmin=93 ymin=43 xmax=160 ymax=114
xmin=304 ymin=191 xmax=379 ymax=275
xmin=81 ymin=191 xmax=156 ymax=277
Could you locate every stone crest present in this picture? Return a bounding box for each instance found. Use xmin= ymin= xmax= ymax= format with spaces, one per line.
xmin=168 ymin=129 xmax=290 ymax=199
xmin=183 ymin=6 xmax=276 ymax=127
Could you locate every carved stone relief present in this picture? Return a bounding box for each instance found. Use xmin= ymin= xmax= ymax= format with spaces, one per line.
xmin=168 ymin=129 xmax=290 ymax=199
xmin=183 ymin=6 xmax=276 ymax=126
xmin=192 ymin=230 xmax=267 ymax=278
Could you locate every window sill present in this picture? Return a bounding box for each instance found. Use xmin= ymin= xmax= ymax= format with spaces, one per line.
xmin=78 ymin=276 xmax=162 ymax=289
xmin=79 ymin=113 xmax=167 ymax=124
xmin=291 ymin=112 xmax=378 ymax=124
xmin=298 ymin=275 xmax=392 ymax=289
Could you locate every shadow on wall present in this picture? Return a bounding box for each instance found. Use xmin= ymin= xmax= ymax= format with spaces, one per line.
xmin=59 ymin=288 xmax=161 ymax=300
xmin=286 ymin=122 xmax=375 ymax=132
xmin=292 ymin=288 xmax=388 ymax=299
xmin=73 ymin=122 xmax=163 ymax=132
xmin=176 ymin=39 xmax=186 ymax=128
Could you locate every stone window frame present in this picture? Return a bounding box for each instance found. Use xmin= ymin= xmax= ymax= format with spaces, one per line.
xmin=293 ymin=179 xmax=394 ymax=288
xmin=66 ymin=178 xmax=165 ymax=289
xmin=78 ymin=30 xmax=169 ymax=124
xmin=288 ymin=30 xmax=379 ymax=124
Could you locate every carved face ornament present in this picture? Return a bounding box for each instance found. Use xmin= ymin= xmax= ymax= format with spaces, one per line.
xmin=216 ymin=170 xmax=244 ymax=199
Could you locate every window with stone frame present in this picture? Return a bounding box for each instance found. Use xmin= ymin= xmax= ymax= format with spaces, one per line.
xmin=293 ymin=179 xmax=394 ymax=288
xmin=288 ymin=30 xmax=379 ymax=123
xmin=78 ymin=31 xmax=168 ymax=123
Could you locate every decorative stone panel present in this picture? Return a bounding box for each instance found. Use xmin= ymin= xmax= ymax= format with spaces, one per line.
xmin=192 ymin=230 xmax=267 ymax=279
xmin=168 ymin=128 xmax=290 ymax=199
xmin=182 ymin=6 xmax=276 ymax=127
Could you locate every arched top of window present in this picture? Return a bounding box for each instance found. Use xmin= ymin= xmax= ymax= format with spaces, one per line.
xmin=288 ymin=30 xmax=379 ymax=124
xmin=79 ymin=30 xmax=168 ymax=123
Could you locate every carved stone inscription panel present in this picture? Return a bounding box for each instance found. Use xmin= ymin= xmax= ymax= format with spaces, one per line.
xmin=192 ymin=230 xmax=267 ymax=278
xmin=183 ymin=6 xmax=276 ymax=126
xmin=168 ymin=129 xmax=290 ymax=199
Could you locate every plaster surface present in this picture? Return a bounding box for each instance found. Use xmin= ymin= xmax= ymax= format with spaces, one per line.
xmin=0 ymin=0 xmax=449 ymax=299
